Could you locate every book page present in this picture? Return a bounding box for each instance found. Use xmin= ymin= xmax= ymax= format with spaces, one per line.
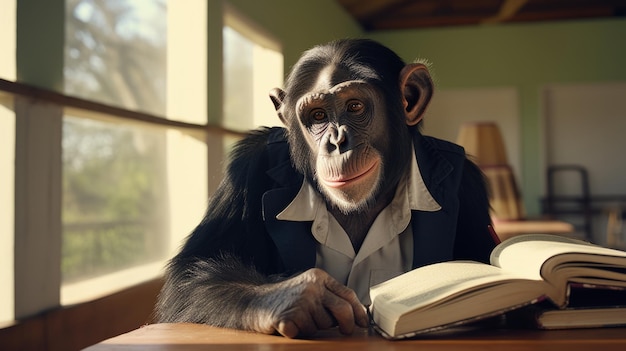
xmin=369 ymin=260 xmax=530 ymax=318
xmin=369 ymin=260 xmax=548 ymax=337
xmin=490 ymin=234 xmax=626 ymax=281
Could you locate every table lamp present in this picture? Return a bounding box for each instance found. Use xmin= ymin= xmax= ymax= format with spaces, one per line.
xmin=456 ymin=122 xmax=523 ymax=220
xmin=456 ymin=121 xmax=508 ymax=167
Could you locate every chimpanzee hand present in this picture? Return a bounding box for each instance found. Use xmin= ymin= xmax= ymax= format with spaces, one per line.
xmin=248 ymin=268 xmax=370 ymax=338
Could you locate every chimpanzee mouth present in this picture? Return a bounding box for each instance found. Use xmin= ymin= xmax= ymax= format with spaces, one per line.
xmin=320 ymin=160 xmax=379 ymax=188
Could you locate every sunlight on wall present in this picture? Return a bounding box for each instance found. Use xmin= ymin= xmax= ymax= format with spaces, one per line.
xmin=0 ymin=0 xmax=16 ymax=324
xmin=0 ymin=101 xmax=16 ymax=323
xmin=223 ymin=3 xmax=284 ymax=131
xmin=167 ymin=0 xmax=207 ymax=124
xmin=165 ymin=0 xmax=209 ymax=255
xmin=166 ymin=129 xmax=208 ymax=257
xmin=0 ymin=0 xmax=16 ymax=80
xmin=252 ymin=45 xmax=284 ymax=128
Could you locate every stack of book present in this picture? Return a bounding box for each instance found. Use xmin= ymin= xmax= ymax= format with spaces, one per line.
xmin=368 ymin=234 xmax=626 ymax=339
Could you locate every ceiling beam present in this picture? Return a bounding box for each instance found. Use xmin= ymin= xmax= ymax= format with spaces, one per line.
xmin=339 ymin=0 xmax=408 ymax=20
xmin=482 ymin=0 xmax=529 ymax=24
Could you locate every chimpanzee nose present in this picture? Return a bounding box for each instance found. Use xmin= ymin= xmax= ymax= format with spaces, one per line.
xmin=329 ymin=125 xmax=346 ymax=146
xmin=326 ymin=124 xmax=351 ymax=155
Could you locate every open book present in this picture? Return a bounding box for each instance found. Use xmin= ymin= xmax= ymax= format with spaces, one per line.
xmin=368 ymin=234 xmax=626 ymax=339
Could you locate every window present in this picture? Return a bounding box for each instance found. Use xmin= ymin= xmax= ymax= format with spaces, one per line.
xmin=223 ymin=5 xmax=283 ymax=132
xmin=65 ymin=0 xmax=167 ymax=116
xmin=1 ymin=0 xmax=214 ymax=323
xmin=1 ymin=0 xmax=211 ymax=323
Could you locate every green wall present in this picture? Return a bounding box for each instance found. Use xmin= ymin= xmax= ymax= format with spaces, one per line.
xmin=370 ymin=19 xmax=626 ymax=214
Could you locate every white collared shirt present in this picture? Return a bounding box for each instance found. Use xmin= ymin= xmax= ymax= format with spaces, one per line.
xmin=276 ymin=147 xmax=441 ymax=304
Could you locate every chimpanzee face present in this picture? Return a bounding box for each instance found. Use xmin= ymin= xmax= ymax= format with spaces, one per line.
xmin=270 ymin=39 xmax=433 ymax=214
xmin=292 ymin=69 xmax=389 ymax=212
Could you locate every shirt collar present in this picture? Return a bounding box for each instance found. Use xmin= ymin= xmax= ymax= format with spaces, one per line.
xmin=277 ymin=145 xmax=441 ymax=222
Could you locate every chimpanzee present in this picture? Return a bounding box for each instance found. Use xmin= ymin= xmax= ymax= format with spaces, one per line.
xmin=155 ymin=39 xmax=496 ymax=338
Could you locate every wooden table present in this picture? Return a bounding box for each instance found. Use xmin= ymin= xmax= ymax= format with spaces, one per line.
xmin=84 ymin=323 xmax=626 ymax=351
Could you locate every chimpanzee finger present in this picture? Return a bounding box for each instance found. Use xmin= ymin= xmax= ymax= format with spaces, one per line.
xmin=275 ymin=319 xmax=298 ymax=338
xmin=311 ymin=305 xmax=338 ymax=330
xmin=324 ymin=278 xmax=370 ymax=328
xmin=321 ymin=291 xmax=356 ymax=335
xmin=275 ymin=318 xmax=313 ymax=339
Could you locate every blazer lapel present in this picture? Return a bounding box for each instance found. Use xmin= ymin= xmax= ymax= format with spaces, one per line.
xmin=262 ymin=154 xmax=317 ymax=273
xmin=410 ymin=133 xmax=465 ymax=268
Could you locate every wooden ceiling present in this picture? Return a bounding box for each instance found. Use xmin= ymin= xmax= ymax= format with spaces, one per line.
xmin=336 ymin=0 xmax=626 ymax=31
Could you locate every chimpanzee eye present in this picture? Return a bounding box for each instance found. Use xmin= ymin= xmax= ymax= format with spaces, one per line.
xmin=347 ymin=100 xmax=364 ymax=114
xmin=310 ymin=109 xmax=327 ymax=121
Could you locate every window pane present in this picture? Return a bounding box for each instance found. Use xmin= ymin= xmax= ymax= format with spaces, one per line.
xmin=65 ymin=0 xmax=167 ymax=116
xmin=60 ymin=115 xmax=207 ymax=304
xmin=62 ymin=117 xmax=169 ymax=283
xmin=0 ymin=94 xmax=15 ymax=323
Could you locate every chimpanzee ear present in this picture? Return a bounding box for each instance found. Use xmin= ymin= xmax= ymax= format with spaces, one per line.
xmin=399 ymin=63 xmax=433 ymax=126
xmin=269 ymin=88 xmax=287 ymax=125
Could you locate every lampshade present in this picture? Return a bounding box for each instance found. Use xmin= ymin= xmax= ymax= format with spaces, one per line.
xmin=457 ymin=121 xmax=522 ymax=221
xmin=456 ymin=122 xmax=508 ymax=166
